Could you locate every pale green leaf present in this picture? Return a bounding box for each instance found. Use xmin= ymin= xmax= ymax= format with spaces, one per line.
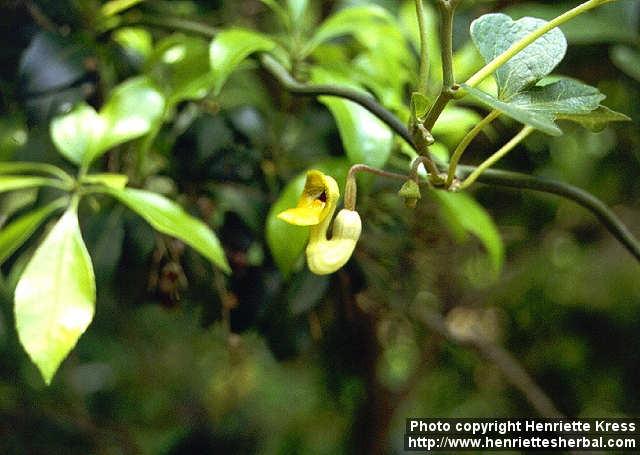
xmin=0 ymin=162 xmax=72 ymax=182
xmin=0 ymin=176 xmax=61 ymax=194
xmin=81 ymin=173 xmax=128 ymax=189
xmin=147 ymin=34 xmax=215 ymax=104
xmin=287 ymin=0 xmax=308 ymax=22
xmin=103 ymin=187 xmax=230 ymax=273
xmin=50 ymin=103 xmax=104 ymax=165
xmin=462 ymin=84 xmax=562 ymax=136
xmin=433 ymin=191 xmax=504 ymax=274
xmin=312 ymin=68 xmax=393 ymax=168
xmin=556 ymin=106 xmax=631 ymax=132
xmin=303 ymin=5 xmax=394 ymax=57
xmin=509 ymin=79 xmax=604 ymax=114
xmin=0 ymin=198 xmax=67 ymax=265
xmin=470 ymin=13 xmax=567 ymax=98
xmin=113 ymin=27 xmax=153 ymax=60
xmin=15 ymin=208 xmax=96 ymax=384
xmin=210 ymin=28 xmax=276 ymax=95
xmin=94 ymin=77 xmax=166 ymax=161
xmin=50 ymin=77 xmax=165 ymax=166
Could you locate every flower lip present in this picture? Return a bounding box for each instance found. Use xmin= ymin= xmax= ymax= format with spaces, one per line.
xmin=277 ymin=170 xmax=339 ymax=226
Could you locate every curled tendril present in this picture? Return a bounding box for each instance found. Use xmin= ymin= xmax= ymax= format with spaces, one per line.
xmin=278 ymin=170 xmax=362 ymax=275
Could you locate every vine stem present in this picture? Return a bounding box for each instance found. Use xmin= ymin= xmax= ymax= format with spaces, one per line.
xmin=460 ymin=126 xmax=534 ymax=189
xmin=118 ymin=14 xmax=640 ymax=263
xmin=456 ymin=166 xmax=640 ymax=262
xmin=260 ymin=54 xmax=416 ymax=149
xmin=446 ymin=109 xmax=500 ymax=187
xmin=414 ymin=0 xmax=430 ymax=95
xmin=464 ymin=0 xmax=616 ymax=89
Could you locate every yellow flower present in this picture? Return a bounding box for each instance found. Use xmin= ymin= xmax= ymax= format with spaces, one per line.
xmin=278 ymin=170 xmax=361 ymax=275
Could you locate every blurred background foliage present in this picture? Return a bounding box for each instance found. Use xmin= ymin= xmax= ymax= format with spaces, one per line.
xmin=0 ymin=0 xmax=639 ymax=453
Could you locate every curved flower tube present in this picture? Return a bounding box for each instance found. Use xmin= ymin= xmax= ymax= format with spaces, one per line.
xmin=278 ymin=170 xmax=362 ymax=275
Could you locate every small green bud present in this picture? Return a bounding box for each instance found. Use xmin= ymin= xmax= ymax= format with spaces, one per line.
xmin=398 ymin=180 xmax=421 ymax=208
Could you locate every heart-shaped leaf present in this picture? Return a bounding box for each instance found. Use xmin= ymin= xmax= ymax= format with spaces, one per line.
xmin=51 ymin=77 xmax=165 ymax=166
xmin=15 ymin=208 xmax=96 ymax=384
xmin=470 ymin=13 xmax=567 ymax=98
xmin=210 ymin=28 xmax=275 ymax=95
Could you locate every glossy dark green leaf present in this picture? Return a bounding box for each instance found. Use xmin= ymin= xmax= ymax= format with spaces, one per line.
xmin=470 ymin=13 xmax=567 ymax=98
xmin=0 ymin=198 xmax=67 ymax=265
xmin=15 ymin=208 xmax=96 ymax=384
xmin=210 ymin=29 xmax=276 ymax=95
xmin=312 ymin=67 xmax=393 ymax=168
xmin=266 ymin=173 xmax=309 ymax=277
xmin=103 ymin=187 xmax=230 ymax=273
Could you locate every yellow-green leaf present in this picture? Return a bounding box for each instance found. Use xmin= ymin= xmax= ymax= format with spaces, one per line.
xmin=210 ymin=29 xmax=275 ymax=95
xmin=15 ymin=208 xmax=96 ymax=384
xmin=103 ymin=187 xmax=230 ymax=273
